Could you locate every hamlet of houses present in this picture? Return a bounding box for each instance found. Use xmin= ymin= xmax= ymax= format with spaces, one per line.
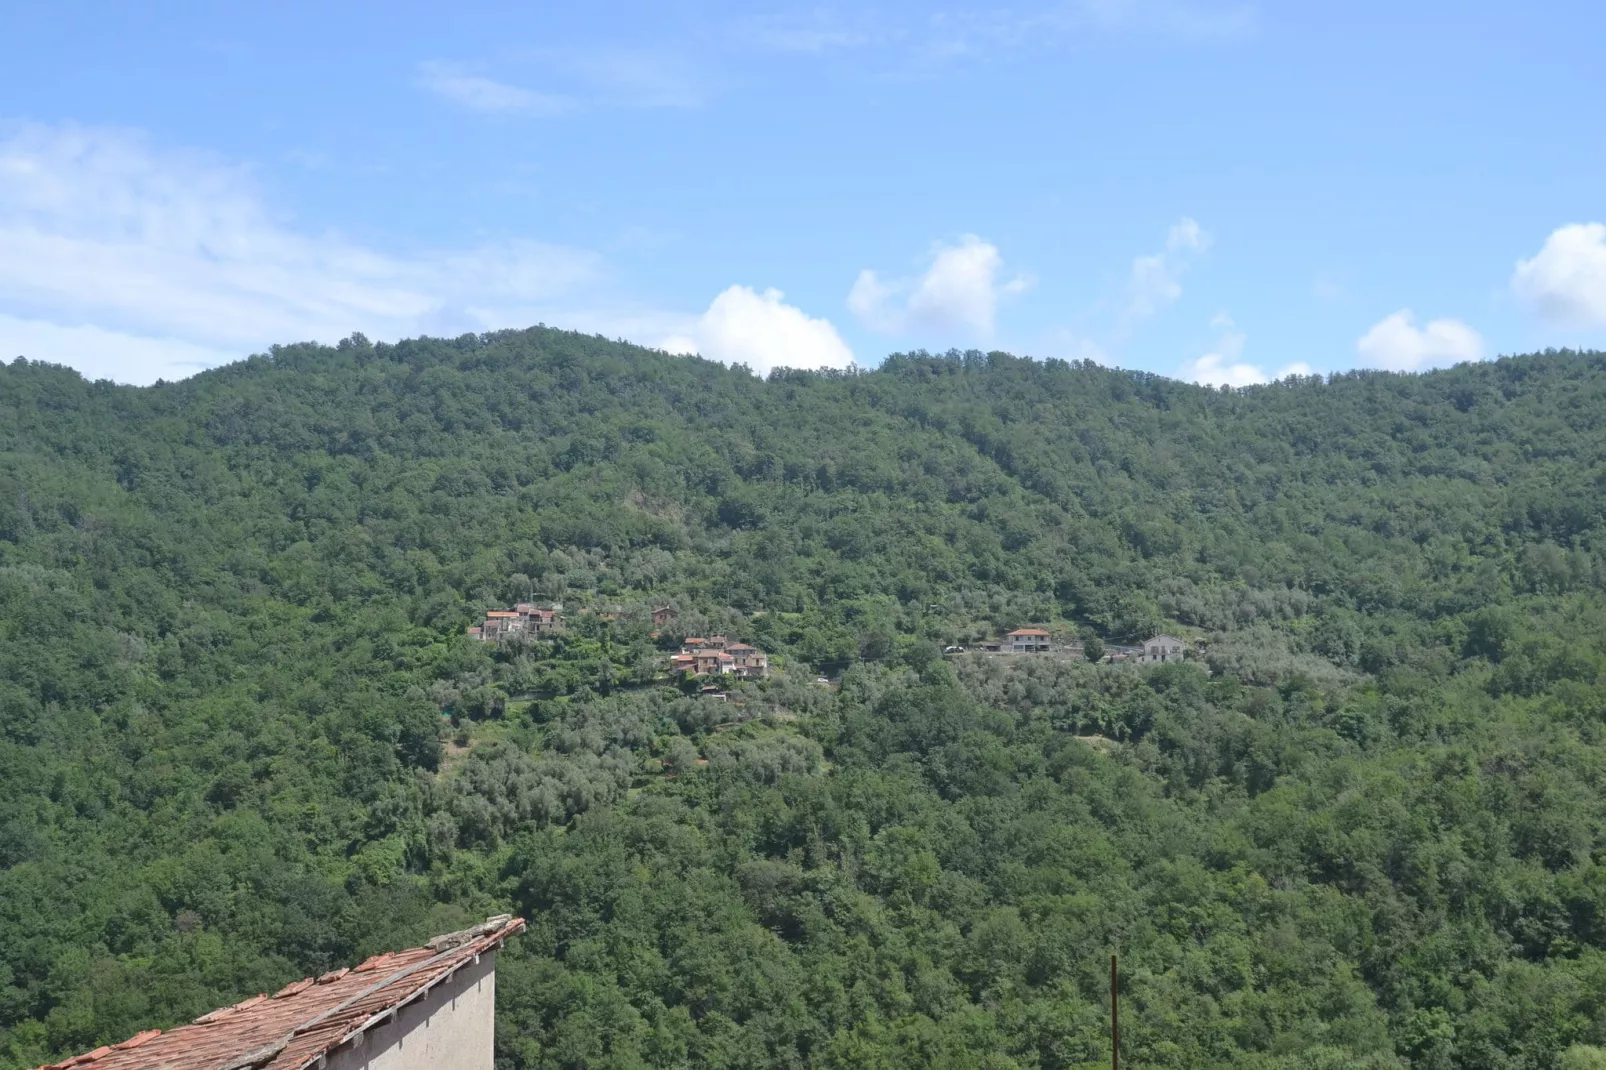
xmin=667 ymin=635 xmax=770 ymax=680
xmin=469 ymin=603 xmax=563 ymax=642
xmin=961 ymin=628 xmax=1193 ymax=664
xmin=466 ymin=599 xmax=1179 ymax=676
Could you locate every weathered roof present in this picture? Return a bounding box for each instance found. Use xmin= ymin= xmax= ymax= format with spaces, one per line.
xmin=38 ymin=917 xmax=524 ymax=1070
xmin=1146 ymin=634 xmax=1185 ymax=645
xmin=1008 ymin=629 xmax=1051 ymax=637
xmin=485 ymin=611 xmax=518 ymax=618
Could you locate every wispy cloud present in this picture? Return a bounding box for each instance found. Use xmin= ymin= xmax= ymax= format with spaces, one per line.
xmin=732 ymin=11 xmax=882 ymax=53
xmin=0 ymin=122 xmax=610 ymax=383
xmin=1048 ymin=0 xmax=1257 ymax=41
xmin=564 ymin=48 xmax=709 ymax=109
xmin=420 ymin=49 xmax=709 ymax=116
xmin=746 ymin=0 xmax=1254 ymax=70
xmin=1184 ymin=311 xmax=1310 ymax=387
xmin=419 ymin=62 xmax=575 ymax=115
xmin=1126 ymin=217 xmax=1210 ymax=322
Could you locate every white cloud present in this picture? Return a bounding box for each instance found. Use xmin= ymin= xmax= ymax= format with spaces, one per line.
xmin=418 ymin=62 xmax=575 ymax=115
xmin=1184 ymin=312 xmax=1311 ymax=387
xmin=1512 ymin=222 xmax=1606 ymax=327
xmin=0 ymin=122 xmax=606 ymax=384
xmin=1355 ymin=310 xmax=1482 ymax=372
xmin=662 ymin=286 xmax=853 ymax=375
xmin=849 ymin=235 xmax=1031 ymax=336
xmin=0 ymin=314 xmax=237 ymax=383
xmin=1126 ymin=217 xmax=1210 ymax=321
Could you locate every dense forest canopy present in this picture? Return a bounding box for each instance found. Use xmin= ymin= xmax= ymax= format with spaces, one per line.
xmin=6 ymin=329 xmax=1606 ymax=1068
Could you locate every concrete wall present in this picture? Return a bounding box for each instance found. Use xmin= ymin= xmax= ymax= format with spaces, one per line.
xmin=324 ymin=952 xmax=497 ymax=1070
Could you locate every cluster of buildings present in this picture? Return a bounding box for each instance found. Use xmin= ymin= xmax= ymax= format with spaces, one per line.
xmin=469 ymin=603 xmax=562 ymax=642
xmin=667 ymin=635 xmax=770 ymax=680
xmin=959 ymin=630 xmax=1192 ymax=664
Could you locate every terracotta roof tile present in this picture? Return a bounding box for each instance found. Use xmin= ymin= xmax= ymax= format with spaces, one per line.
xmin=35 ymin=916 xmax=524 ymax=1070
xmin=112 ymin=1032 xmax=160 ymax=1052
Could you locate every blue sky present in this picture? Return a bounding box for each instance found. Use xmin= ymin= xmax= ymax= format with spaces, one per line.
xmin=3 ymin=0 xmax=1605 ymax=385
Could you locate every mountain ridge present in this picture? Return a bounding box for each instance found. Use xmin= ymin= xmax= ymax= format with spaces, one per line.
xmin=6 ymin=331 xmax=1606 ymax=1068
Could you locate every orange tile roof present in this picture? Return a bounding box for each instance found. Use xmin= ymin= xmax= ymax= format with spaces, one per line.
xmin=485 ymin=611 xmax=518 ymax=618
xmin=1008 ymin=628 xmax=1050 ymax=636
xmin=37 ymin=917 xmax=524 ymax=1070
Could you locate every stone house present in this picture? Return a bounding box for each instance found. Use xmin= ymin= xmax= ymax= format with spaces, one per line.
xmin=669 ymin=636 xmax=769 ymax=679
xmin=474 ymin=604 xmax=561 ymax=642
xmin=726 ymin=643 xmax=769 ymax=678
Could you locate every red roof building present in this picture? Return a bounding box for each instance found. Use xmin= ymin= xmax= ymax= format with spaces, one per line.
xmin=669 ymin=637 xmax=768 ymax=678
xmin=476 ymin=604 xmax=562 ymax=641
xmin=1004 ymin=628 xmax=1053 ymax=653
xmin=36 ymin=917 xmax=524 ymax=1070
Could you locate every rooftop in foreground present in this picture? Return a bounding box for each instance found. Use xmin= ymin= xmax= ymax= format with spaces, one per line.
xmin=37 ymin=916 xmax=525 ymax=1070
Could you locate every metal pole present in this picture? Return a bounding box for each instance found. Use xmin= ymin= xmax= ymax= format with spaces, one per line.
xmin=1111 ymin=954 xmax=1119 ymax=1070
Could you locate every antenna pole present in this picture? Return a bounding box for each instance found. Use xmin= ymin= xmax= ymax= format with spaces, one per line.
xmin=1111 ymin=954 xmax=1119 ymax=1070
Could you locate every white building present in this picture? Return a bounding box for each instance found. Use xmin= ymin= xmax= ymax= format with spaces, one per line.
xmin=1005 ymin=628 xmax=1053 ymax=653
xmin=1137 ymin=634 xmax=1187 ymax=663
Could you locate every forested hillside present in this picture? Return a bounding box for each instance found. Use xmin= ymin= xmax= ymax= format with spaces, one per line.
xmin=6 ymin=329 xmax=1606 ymax=1069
